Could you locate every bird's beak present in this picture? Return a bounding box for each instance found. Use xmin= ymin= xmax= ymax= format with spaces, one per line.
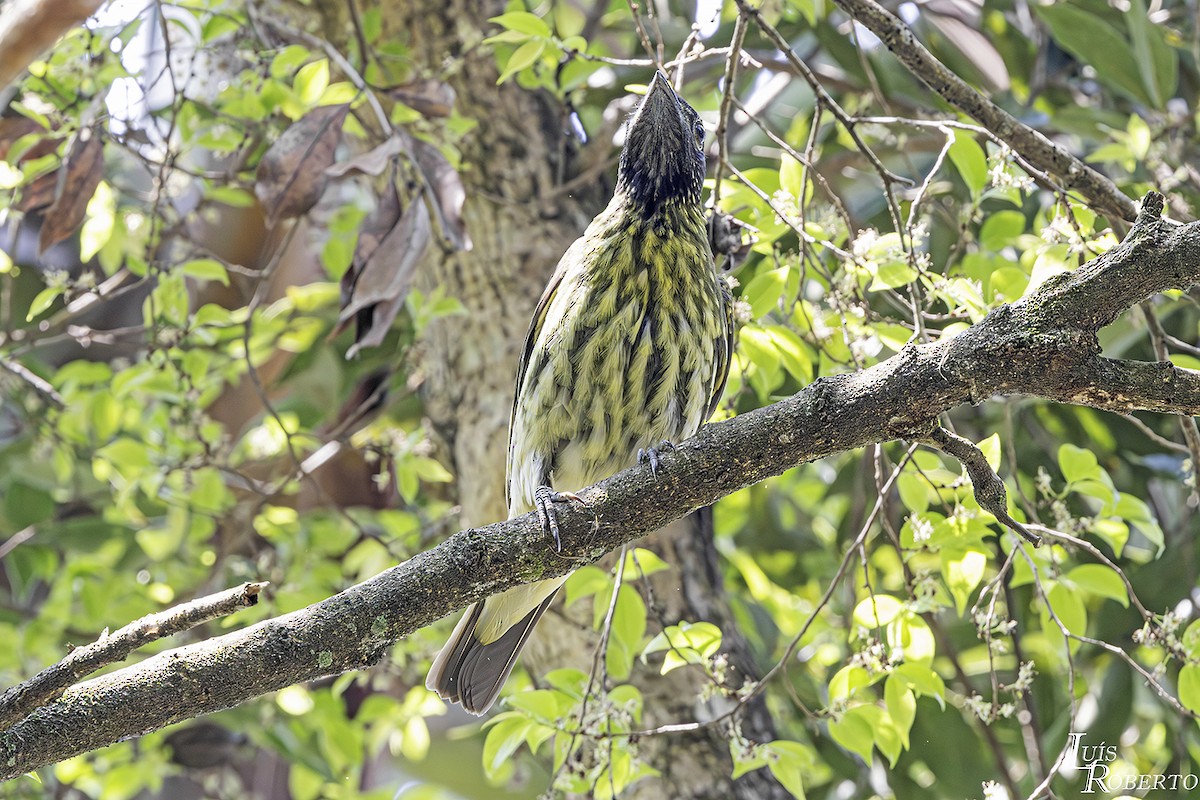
xmin=627 ymin=71 xmax=686 ymax=147
xmin=617 ymin=71 xmax=703 ymax=209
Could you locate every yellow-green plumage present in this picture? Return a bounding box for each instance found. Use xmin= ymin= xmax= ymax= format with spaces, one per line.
xmin=428 ymin=73 xmax=731 ymax=714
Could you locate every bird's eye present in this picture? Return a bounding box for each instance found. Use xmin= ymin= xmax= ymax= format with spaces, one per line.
xmin=694 ymin=122 xmax=705 ymax=144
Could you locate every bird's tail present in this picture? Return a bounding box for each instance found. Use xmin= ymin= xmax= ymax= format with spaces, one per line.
xmin=426 ymin=588 xmax=560 ymax=715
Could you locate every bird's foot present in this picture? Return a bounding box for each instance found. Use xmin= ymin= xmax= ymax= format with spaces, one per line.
xmin=637 ymin=440 xmax=676 ymax=479
xmin=534 ymin=485 xmax=587 ymax=552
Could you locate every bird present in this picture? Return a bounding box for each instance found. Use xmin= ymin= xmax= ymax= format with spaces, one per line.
xmin=426 ymin=71 xmax=732 ymax=715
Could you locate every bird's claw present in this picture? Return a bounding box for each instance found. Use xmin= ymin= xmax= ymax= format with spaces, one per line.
xmin=534 ymin=486 xmax=586 ymax=552
xmin=636 ymin=440 xmax=675 ymax=479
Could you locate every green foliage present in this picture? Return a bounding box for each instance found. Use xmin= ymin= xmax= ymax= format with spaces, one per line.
xmin=1 ymin=0 xmax=1198 ymax=797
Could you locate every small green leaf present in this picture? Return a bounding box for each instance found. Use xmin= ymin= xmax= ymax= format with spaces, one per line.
xmin=948 ymin=132 xmax=988 ymax=197
xmin=481 ymin=713 xmax=534 ymax=778
xmin=979 ymin=210 xmax=1025 ymax=251
xmin=412 ymin=457 xmax=453 ymax=483
xmin=873 ymin=712 xmax=903 ymax=766
xmin=544 ymin=668 xmax=588 ymax=698
xmin=642 ymin=621 xmax=722 ymax=674
xmin=1125 ymin=0 xmax=1169 ymax=107
xmin=892 ymin=663 xmax=946 ymax=709
xmin=897 ymin=473 xmax=931 ymax=514
xmin=1046 ymin=582 xmax=1088 ymax=638
xmin=989 ymin=266 xmax=1030 ymax=302
xmin=941 ymin=548 xmax=986 ymax=614
xmin=294 ymin=59 xmax=330 ymax=106
xmin=779 ymin=153 xmax=805 ymax=202
xmin=739 ymin=325 xmax=782 ymax=386
xmin=26 ymin=286 xmax=63 ymax=321
xmin=1065 ymin=564 xmax=1128 ymax=608
xmin=977 ymin=433 xmax=1001 ymax=472
xmin=1113 ymin=493 xmax=1164 ymax=556
xmin=891 ymin=613 xmax=937 ymax=664
xmin=1058 ymin=443 xmax=1101 ymax=484
xmin=270 ymin=45 xmax=312 ymax=79
xmin=606 ymin=584 xmax=647 ymax=680
xmin=622 ymin=548 xmax=670 ymax=579
xmin=1182 ymin=620 xmax=1200 ymax=658
xmin=180 ymin=258 xmax=230 ymax=285
xmin=1034 ymin=4 xmax=1148 ymax=104
xmin=766 ymin=740 xmax=810 ymax=799
xmin=828 ymin=706 xmax=877 ymax=765
xmin=497 ymin=39 xmax=545 ymax=84
xmin=730 ymin=742 xmax=769 ymax=780
xmin=489 ymin=11 xmax=551 ymax=38
xmin=202 ymin=14 xmax=242 ymax=42
xmin=853 ymin=595 xmax=903 ymax=629
xmin=764 ymin=325 xmax=813 ymax=384
xmin=884 ymin=675 xmax=916 ymax=749
xmin=742 ymin=267 xmax=787 ymax=319
xmin=607 ymin=683 xmax=644 ymax=723
xmin=868 ymin=259 xmax=918 ymax=291
xmin=828 ymin=665 xmax=870 ymax=701
xmin=1179 ymin=664 xmax=1200 ymax=715
xmin=505 ymin=688 xmax=567 ymax=719
xmin=564 ymin=565 xmax=610 ymax=607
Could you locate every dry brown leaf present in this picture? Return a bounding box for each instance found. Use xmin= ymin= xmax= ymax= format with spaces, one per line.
xmin=386 ymin=79 xmax=456 ymax=118
xmin=325 ymin=134 xmax=406 ymax=178
xmin=347 ymin=292 xmax=406 ymax=358
xmin=37 ymin=132 xmax=103 ymax=254
xmin=255 ymin=104 xmax=349 ymax=225
xmin=339 ymin=190 xmax=432 ymax=358
xmin=409 ymin=137 xmax=472 ymax=251
xmin=0 ymin=117 xmax=41 ymax=160
xmin=333 ymin=181 xmax=402 ymax=338
xmin=10 ymin=130 xmax=64 ymax=214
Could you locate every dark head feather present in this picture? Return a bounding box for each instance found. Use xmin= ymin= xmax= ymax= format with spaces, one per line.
xmin=617 ymin=72 xmax=706 ymax=215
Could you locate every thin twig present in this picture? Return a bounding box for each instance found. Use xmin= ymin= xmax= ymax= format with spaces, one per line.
xmin=624 ymin=0 xmax=659 ymax=65
xmin=0 ymin=526 xmax=37 ymax=560
xmin=924 ymin=426 xmax=1041 ymax=546
xmin=1118 ymin=412 xmax=1190 ymax=454
xmin=0 ymin=354 xmax=63 ymax=407
xmin=729 ymin=95 xmax=852 ymax=232
xmin=621 ymin=444 xmax=920 ymax=739
xmin=710 ymin=11 xmax=748 ymax=208
xmin=1028 ymin=524 xmax=1154 ymax=622
xmin=256 ymin=14 xmax=391 ymax=136
xmin=726 ymin=164 xmax=851 ymax=258
xmin=829 ymin=0 xmax=1138 ymax=223
xmin=1141 ymin=301 xmax=1200 ymax=503
xmin=734 ymin=0 xmax=912 ymax=191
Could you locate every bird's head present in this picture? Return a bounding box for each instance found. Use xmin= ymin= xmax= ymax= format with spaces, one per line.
xmin=617 ymin=72 xmax=706 ymax=215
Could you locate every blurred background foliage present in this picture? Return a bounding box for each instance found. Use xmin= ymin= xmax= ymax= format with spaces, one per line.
xmin=0 ymin=0 xmax=1198 ymax=797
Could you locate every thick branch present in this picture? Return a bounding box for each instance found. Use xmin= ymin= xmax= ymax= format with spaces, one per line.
xmin=0 ymin=0 xmax=106 ymax=91
xmin=2 ymin=196 xmax=1198 ymax=780
xmin=0 ymin=582 xmax=268 ymax=730
xmin=830 ymin=0 xmax=1139 ymax=223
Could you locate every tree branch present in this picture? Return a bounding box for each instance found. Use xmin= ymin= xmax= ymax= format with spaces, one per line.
xmin=829 ymin=0 xmax=1139 ymax=223
xmin=0 ymin=582 xmax=268 ymax=731
xmin=2 ymin=194 xmax=1197 ymax=780
xmin=923 ymin=426 xmax=1039 ymax=545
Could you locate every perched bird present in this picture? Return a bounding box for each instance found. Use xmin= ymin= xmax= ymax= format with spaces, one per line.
xmin=427 ymin=72 xmax=732 ymax=714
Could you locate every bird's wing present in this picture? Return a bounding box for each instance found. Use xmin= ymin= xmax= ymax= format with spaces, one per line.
xmin=704 ymin=274 xmax=734 ymax=421
xmin=505 ymin=247 xmax=573 ymax=508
